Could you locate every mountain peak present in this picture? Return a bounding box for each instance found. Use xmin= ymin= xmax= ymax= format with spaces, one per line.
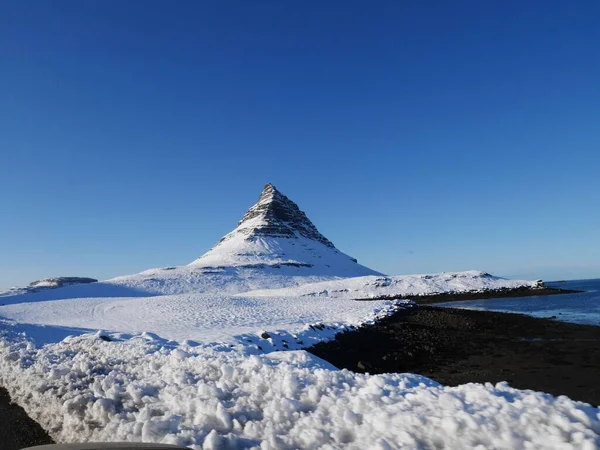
xmin=230 ymin=183 xmax=335 ymax=248
xmin=250 ymin=183 xmax=288 ymax=210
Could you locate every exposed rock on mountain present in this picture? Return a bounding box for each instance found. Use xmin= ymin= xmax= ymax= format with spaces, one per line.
xmin=229 ymin=183 xmax=335 ymax=248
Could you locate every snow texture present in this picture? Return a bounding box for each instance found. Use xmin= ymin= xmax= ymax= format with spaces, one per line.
xmin=1 ymin=330 xmax=598 ymax=450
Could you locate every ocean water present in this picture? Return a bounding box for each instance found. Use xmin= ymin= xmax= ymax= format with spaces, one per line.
xmin=436 ymin=278 xmax=600 ymax=326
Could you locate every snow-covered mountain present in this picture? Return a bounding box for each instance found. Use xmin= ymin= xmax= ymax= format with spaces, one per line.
xmin=0 ymin=184 xmax=380 ymax=303
xmin=189 ymin=183 xmax=380 ymax=277
xmin=102 ymin=183 xmax=381 ymax=296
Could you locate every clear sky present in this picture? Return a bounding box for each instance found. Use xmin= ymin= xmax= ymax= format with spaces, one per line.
xmin=1 ymin=1 xmax=599 ymax=289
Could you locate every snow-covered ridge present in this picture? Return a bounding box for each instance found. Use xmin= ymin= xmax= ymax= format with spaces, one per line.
xmin=243 ymin=270 xmax=542 ymax=300
xmin=0 ymin=277 xmax=98 ymax=298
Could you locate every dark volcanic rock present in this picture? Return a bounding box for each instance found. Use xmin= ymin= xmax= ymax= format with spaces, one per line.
xmin=223 ymin=183 xmax=335 ymax=248
xmin=0 ymin=387 xmax=53 ymax=449
xmin=309 ymin=306 xmax=600 ymax=406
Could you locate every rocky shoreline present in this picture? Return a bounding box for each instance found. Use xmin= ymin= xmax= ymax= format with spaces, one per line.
xmin=352 ymin=286 xmax=583 ymax=303
xmin=310 ymin=305 xmax=600 ymax=406
xmin=410 ymin=286 xmax=584 ymax=304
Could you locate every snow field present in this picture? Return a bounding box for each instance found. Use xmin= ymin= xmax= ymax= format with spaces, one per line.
xmin=0 ymin=294 xmax=401 ymax=345
xmin=1 ymin=331 xmax=598 ymax=450
xmin=0 ymin=270 xmax=537 ymax=348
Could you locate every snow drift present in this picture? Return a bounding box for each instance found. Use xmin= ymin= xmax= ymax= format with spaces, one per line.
xmin=1 ymin=330 xmax=598 ymax=450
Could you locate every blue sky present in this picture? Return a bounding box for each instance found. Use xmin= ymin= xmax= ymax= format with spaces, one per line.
xmin=1 ymin=1 xmax=599 ymax=288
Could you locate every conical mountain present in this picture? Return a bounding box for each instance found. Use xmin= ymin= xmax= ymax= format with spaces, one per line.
xmin=189 ymin=184 xmax=381 ymax=277
xmin=228 ymin=183 xmax=335 ymax=247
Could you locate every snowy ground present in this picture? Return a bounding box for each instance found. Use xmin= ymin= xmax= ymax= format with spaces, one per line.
xmin=0 ymin=269 xmax=598 ymax=449
xmin=0 ymin=294 xmax=399 ymax=346
xmin=1 ymin=329 xmax=598 ymax=449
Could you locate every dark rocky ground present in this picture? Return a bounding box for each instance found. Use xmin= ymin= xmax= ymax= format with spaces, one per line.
xmin=310 ymin=305 xmax=600 ymax=406
xmin=352 ymin=286 xmax=583 ymax=303
xmin=407 ymin=286 xmax=583 ymax=304
xmin=0 ymin=387 xmax=53 ymax=449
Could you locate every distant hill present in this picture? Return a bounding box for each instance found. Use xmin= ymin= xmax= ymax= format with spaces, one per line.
xmin=0 ymin=277 xmax=97 ymax=298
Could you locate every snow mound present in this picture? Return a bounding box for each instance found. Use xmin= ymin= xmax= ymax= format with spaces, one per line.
xmin=243 ymin=270 xmax=541 ymax=300
xmin=1 ymin=331 xmax=598 ymax=449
